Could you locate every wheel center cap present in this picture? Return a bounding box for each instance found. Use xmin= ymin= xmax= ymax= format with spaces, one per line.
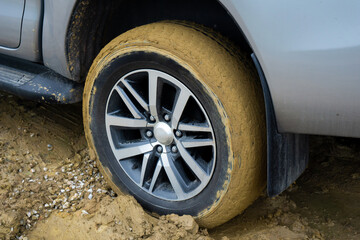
xmin=153 ymin=122 xmax=173 ymax=145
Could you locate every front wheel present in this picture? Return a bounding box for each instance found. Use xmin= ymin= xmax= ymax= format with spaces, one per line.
xmin=83 ymin=22 xmax=266 ymax=228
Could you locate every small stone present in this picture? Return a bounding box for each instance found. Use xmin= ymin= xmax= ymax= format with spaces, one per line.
xmin=88 ymin=193 xmax=93 ymax=200
xmin=47 ymin=144 xmax=53 ymax=151
xmin=69 ymin=193 xmax=79 ymax=202
xmin=30 ymin=168 xmax=35 ymax=173
xmin=81 ymin=210 xmax=89 ymax=215
xmin=74 ymin=154 xmax=82 ymax=162
xmin=63 ymin=202 xmax=70 ymax=209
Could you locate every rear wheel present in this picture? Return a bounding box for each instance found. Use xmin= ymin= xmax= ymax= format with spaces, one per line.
xmin=83 ymin=21 xmax=266 ymax=228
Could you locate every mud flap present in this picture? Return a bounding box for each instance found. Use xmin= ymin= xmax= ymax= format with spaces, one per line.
xmin=251 ymin=53 xmax=309 ymax=197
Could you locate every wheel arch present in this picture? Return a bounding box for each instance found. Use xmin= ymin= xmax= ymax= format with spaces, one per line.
xmin=65 ymin=0 xmax=252 ymax=82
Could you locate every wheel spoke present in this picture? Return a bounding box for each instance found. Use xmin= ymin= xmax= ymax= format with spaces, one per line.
xmin=176 ymin=139 xmax=208 ymax=181
xmin=106 ymin=114 xmax=147 ymax=128
xmin=148 ymin=71 xmax=159 ymax=120
xmin=114 ymin=86 xmax=142 ymax=119
xmin=181 ymin=138 xmax=214 ymax=148
xmin=161 ymin=153 xmax=186 ymax=199
xmin=178 ymin=123 xmax=212 ymax=132
xmin=114 ymin=141 xmax=153 ymax=160
xmin=171 ymin=90 xmax=190 ymax=129
xmin=149 ymin=159 xmax=163 ymax=192
xmin=140 ymin=153 xmax=151 ymax=186
xmin=106 ymin=69 xmax=217 ymax=201
xmin=121 ymin=79 xmax=149 ymax=112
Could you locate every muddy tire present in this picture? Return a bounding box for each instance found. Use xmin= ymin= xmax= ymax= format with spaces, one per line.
xmin=83 ymin=22 xmax=266 ymax=228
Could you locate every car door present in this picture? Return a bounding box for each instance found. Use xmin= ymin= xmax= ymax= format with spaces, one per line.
xmin=0 ymin=0 xmax=25 ymax=48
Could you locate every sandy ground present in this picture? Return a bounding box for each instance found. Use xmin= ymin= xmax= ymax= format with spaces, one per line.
xmin=210 ymin=137 xmax=360 ymax=240
xmin=0 ymin=92 xmax=359 ymax=240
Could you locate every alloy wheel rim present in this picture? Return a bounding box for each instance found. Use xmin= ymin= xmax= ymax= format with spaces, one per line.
xmin=105 ymin=69 xmax=216 ymax=201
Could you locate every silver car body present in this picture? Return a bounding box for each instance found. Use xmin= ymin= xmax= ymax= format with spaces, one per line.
xmin=0 ymin=0 xmax=359 ymax=138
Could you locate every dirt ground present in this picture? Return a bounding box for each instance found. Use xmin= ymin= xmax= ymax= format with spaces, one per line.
xmin=0 ymin=92 xmax=359 ymax=240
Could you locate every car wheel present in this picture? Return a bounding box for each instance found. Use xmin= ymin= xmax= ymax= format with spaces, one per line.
xmin=83 ymin=21 xmax=266 ymax=228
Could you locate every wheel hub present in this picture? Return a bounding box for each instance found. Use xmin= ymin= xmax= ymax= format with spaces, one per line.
xmin=105 ymin=69 xmax=216 ymax=201
xmin=153 ymin=122 xmax=173 ymax=145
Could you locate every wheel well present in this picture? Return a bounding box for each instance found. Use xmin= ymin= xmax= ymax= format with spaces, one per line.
xmin=66 ymin=0 xmax=252 ymax=82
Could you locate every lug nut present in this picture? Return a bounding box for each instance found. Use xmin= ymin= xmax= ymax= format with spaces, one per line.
xmin=175 ymin=130 xmax=182 ymax=137
xmin=149 ymin=115 xmax=156 ymax=122
xmin=171 ymin=145 xmax=178 ymax=153
xmin=156 ymin=145 xmax=163 ymax=153
xmin=146 ymin=130 xmax=153 ymax=138
xmin=164 ymin=114 xmax=170 ymax=122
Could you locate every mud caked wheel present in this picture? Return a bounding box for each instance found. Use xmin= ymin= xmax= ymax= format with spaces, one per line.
xmin=83 ymin=22 xmax=266 ymax=228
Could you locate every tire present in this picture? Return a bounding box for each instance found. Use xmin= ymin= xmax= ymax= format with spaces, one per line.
xmin=83 ymin=21 xmax=266 ymax=228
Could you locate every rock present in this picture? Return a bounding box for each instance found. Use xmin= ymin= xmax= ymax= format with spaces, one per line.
xmin=47 ymin=144 xmax=53 ymax=151
xmin=63 ymin=202 xmax=70 ymax=209
xmin=81 ymin=210 xmax=89 ymax=215
xmin=166 ymin=214 xmax=199 ymax=235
